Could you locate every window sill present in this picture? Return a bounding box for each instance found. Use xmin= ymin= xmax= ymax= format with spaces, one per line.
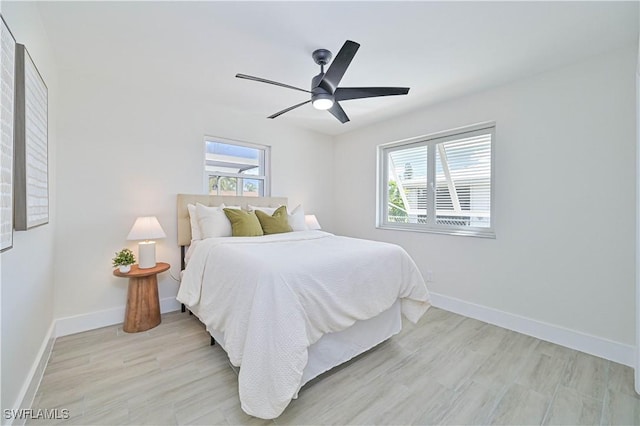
xmin=377 ymin=224 xmax=496 ymax=239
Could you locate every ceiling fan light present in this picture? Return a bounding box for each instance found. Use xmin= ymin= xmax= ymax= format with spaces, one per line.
xmin=312 ymin=95 xmax=334 ymax=110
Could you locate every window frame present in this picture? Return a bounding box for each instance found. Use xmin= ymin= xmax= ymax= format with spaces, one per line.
xmin=377 ymin=122 xmax=495 ymax=238
xmin=203 ymin=136 xmax=271 ymax=197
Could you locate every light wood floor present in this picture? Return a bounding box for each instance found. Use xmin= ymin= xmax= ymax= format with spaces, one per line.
xmin=29 ymin=308 xmax=639 ymax=425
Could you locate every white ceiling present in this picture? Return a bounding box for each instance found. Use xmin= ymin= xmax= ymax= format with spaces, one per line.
xmin=36 ymin=1 xmax=638 ymax=136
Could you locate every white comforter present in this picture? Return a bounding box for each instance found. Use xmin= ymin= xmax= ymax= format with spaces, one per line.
xmin=177 ymin=230 xmax=430 ymax=419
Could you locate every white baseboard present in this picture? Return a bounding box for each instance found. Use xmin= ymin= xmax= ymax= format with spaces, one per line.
xmin=8 ymin=321 xmax=56 ymax=426
xmin=55 ymin=297 xmax=181 ymax=337
xmin=430 ymin=292 xmax=635 ymax=367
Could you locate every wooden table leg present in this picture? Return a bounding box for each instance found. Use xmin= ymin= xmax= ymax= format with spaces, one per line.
xmin=123 ymin=274 xmax=161 ymax=333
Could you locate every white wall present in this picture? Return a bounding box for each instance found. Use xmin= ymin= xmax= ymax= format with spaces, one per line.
xmin=0 ymin=2 xmax=57 ymax=416
xmin=53 ymin=71 xmax=334 ymax=320
xmin=334 ymin=45 xmax=637 ymax=347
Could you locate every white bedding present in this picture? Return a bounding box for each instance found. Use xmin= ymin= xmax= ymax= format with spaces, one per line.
xmin=177 ymin=230 xmax=430 ymax=419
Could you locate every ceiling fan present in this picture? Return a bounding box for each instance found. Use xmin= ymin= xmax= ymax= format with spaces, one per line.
xmin=236 ymin=40 xmax=410 ymax=124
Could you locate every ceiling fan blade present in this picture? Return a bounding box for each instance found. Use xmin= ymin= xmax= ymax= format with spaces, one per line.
xmin=334 ymin=87 xmax=410 ymax=101
xmin=327 ymin=102 xmax=350 ymax=124
xmin=317 ymin=40 xmax=360 ymax=94
xmin=236 ymin=74 xmax=311 ymax=94
xmin=268 ymin=100 xmax=312 ymax=119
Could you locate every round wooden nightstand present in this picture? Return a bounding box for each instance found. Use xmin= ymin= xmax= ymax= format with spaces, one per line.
xmin=113 ymin=262 xmax=170 ymax=333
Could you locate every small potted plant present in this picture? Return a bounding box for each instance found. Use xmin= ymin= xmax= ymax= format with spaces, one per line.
xmin=113 ymin=248 xmax=136 ymax=273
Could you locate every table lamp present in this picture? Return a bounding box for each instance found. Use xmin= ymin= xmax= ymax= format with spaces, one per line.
xmin=305 ymin=214 xmax=322 ymax=230
xmin=126 ymin=216 xmax=166 ymax=269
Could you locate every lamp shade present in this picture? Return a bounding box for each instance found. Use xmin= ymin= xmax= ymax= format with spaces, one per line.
xmin=126 ymin=216 xmax=166 ymax=241
xmin=305 ymin=214 xmax=321 ymax=230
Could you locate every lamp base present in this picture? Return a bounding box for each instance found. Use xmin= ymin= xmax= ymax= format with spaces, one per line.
xmin=138 ymin=241 xmax=156 ymax=269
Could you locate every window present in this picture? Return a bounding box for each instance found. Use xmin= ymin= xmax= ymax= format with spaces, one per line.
xmin=204 ymin=137 xmax=270 ymax=197
xmin=378 ymin=123 xmax=495 ymax=237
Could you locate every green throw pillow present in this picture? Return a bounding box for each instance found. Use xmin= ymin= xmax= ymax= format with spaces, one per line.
xmin=223 ymin=208 xmax=264 ymax=237
xmin=255 ymin=206 xmax=293 ymax=235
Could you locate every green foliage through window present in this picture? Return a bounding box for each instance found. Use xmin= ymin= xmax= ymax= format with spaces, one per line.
xmin=388 ymin=180 xmax=408 ymax=222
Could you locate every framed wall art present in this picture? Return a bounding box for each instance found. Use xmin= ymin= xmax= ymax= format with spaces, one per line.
xmin=15 ymin=43 xmax=48 ymax=230
xmin=1 ymin=16 xmax=16 ymax=250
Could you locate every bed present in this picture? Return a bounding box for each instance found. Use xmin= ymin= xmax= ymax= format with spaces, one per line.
xmin=175 ymin=194 xmax=430 ymax=419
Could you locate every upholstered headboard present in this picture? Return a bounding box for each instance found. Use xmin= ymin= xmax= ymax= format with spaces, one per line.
xmin=176 ymin=194 xmax=288 ymax=246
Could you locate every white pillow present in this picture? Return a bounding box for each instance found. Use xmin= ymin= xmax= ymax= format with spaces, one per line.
xmin=288 ymin=204 xmax=308 ymax=231
xmin=187 ymin=204 xmax=202 ymax=241
xmin=248 ymin=205 xmax=280 ymax=215
xmin=196 ymin=203 xmax=240 ymax=239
